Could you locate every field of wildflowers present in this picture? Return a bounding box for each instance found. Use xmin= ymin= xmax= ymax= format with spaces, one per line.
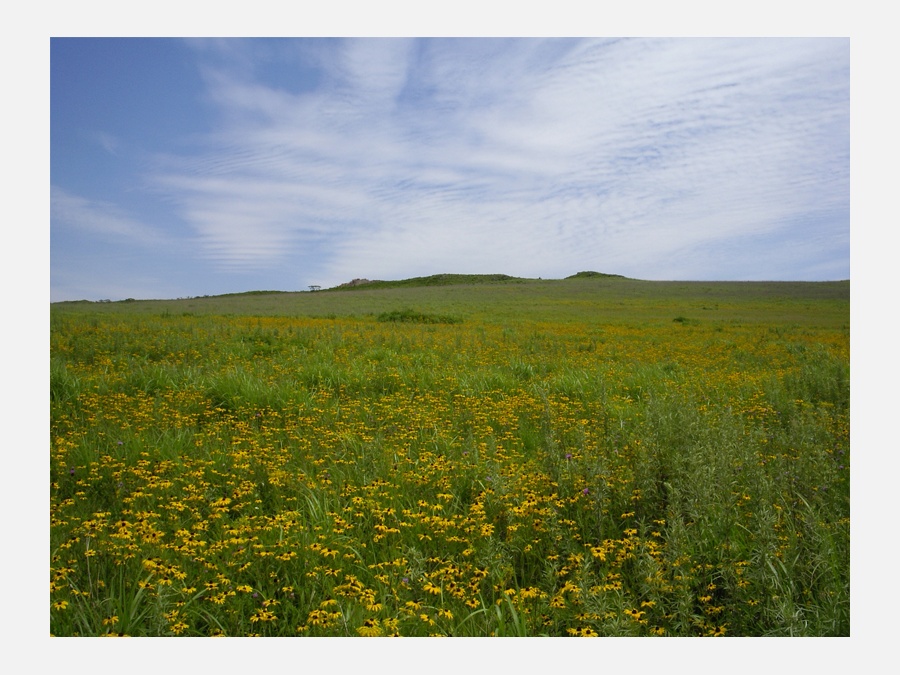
xmin=50 ymin=280 xmax=849 ymax=636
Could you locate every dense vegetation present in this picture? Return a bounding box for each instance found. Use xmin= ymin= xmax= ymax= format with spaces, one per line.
xmin=50 ymin=276 xmax=849 ymax=636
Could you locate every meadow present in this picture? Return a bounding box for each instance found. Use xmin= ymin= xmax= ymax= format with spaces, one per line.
xmin=50 ymin=275 xmax=850 ymax=636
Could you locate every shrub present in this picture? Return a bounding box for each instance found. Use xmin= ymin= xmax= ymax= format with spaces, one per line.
xmin=376 ymin=308 xmax=461 ymax=324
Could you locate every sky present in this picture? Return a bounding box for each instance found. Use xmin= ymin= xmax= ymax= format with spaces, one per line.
xmin=50 ymin=37 xmax=849 ymax=301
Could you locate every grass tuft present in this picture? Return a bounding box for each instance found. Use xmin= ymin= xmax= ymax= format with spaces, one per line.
xmin=377 ymin=308 xmax=462 ymax=324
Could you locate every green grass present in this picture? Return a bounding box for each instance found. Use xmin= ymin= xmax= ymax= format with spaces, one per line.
xmin=52 ymin=275 xmax=849 ymax=328
xmin=50 ymin=275 xmax=849 ymax=637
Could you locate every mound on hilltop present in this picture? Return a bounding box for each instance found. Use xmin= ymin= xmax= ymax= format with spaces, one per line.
xmin=328 ymin=273 xmax=527 ymax=291
xmin=324 ymin=272 xmax=632 ymax=291
xmin=565 ymin=271 xmax=627 ymax=279
xmin=335 ymin=278 xmax=381 ymax=288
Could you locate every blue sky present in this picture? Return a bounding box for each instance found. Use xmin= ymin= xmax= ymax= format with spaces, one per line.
xmin=50 ymin=37 xmax=849 ymax=301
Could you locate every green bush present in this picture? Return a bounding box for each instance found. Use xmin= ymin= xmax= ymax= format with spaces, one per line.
xmin=377 ymin=308 xmax=461 ymax=324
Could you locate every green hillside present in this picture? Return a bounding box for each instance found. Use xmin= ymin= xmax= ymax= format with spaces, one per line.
xmin=51 ymin=273 xmax=849 ymax=328
xmin=50 ymin=270 xmax=849 ymax=636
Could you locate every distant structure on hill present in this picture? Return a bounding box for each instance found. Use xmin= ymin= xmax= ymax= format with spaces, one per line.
xmin=337 ymin=278 xmax=378 ymax=288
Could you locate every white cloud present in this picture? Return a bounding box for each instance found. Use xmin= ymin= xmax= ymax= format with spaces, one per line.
xmin=51 ymin=186 xmax=168 ymax=247
xmin=95 ymin=131 xmax=121 ymax=156
xmin=148 ymin=37 xmax=848 ymax=286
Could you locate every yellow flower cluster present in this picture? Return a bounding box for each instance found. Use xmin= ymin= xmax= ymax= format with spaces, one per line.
xmin=50 ymin=310 xmax=849 ymax=636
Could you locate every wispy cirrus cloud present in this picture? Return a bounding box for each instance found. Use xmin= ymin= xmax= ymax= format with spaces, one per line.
xmin=94 ymin=131 xmax=121 ymax=156
xmin=145 ymin=37 xmax=848 ymax=288
xmin=51 ymin=186 xmax=169 ymax=248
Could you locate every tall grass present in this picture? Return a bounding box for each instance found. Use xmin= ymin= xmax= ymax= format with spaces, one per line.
xmin=50 ymin=285 xmax=849 ymax=636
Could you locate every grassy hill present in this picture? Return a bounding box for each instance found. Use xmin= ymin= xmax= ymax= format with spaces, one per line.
xmin=50 ymin=273 xmax=849 ymax=328
xmin=330 ymin=271 xmax=630 ymax=289
xmin=50 ymin=269 xmax=849 ymax=636
xmin=329 ymin=273 xmax=532 ymax=290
